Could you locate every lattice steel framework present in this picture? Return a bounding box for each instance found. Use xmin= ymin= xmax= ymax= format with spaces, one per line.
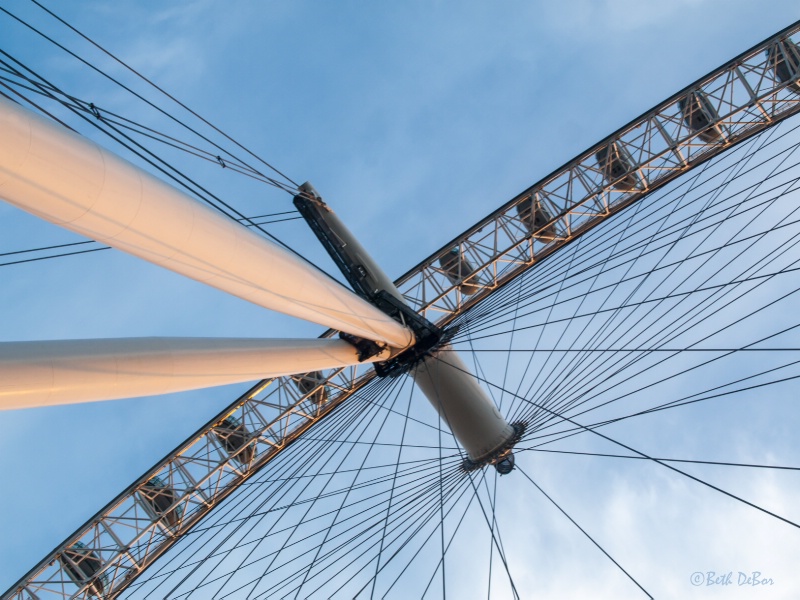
xmin=6 ymin=19 xmax=800 ymax=600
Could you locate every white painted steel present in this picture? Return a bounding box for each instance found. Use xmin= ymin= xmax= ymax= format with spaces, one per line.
xmin=0 ymin=337 xmax=388 ymax=410
xmin=413 ymin=346 xmax=515 ymax=462
xmin=0 ymin=97 xmax=413 ymax=349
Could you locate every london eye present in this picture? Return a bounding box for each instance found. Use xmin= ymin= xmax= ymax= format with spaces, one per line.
xmin=2 ymin=3 xmax=800 ymax=599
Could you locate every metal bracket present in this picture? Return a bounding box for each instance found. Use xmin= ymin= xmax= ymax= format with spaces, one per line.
xmin=293 ymin=190 xmax=375 ymax=300
xmin=294 ymin=185 xmax=449 ymax=375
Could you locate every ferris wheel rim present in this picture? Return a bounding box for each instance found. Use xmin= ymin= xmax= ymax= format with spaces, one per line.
xmin=393 ymin=17 xmax=800 ymax=293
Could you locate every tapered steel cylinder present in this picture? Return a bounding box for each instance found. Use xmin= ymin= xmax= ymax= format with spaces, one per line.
xmin=413 ymin=345 xmax=515 ymax=462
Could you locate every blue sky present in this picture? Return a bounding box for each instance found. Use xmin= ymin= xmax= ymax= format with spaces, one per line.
xmin=2 ymin=1 xmax=800 ymax=598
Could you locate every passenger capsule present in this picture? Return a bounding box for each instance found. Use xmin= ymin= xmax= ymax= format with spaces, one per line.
xmin=438 ymin=247 xmax=480 ymax=295
xmin=596 ymin=142 xmax=643 ymax=192
xmin=296 ymin=371 xmax=329 ymax=404
xmin=679 ymin=90 xmax=722 ymax=143
xmin=516 ymin=198 xmax=557 ymax=241
xmin=214 ymin=415 xmax=256 ymax=465
xmin=140 ymin=476 xmax=183 ymax=529
xmin=767 ymin=40 xmax=800 ymax=94
xmin=59 ymin=542 xmax=107 ymax=598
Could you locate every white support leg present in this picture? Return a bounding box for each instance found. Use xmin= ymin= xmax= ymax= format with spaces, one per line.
xmin=0 ymin=337 xmax=388 ymax=410
xmin=0 ymin=97 xmax=413 ymax=350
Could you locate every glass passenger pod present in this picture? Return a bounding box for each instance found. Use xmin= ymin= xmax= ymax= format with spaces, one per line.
xmin=140 ymin=475 xmax=183 ymax=529
xmin=213 ymin=415 xmax=256 ymax=465
xmin=595 ymin=141 xmax=644 ymax=192
xmin=59 ymin=541 xmax=108 ymax=598
xmin=767 ymin=39 xmax=800 ymax=94
xmin=438 ymin=247 xmax=480 ymax=295
xmin=295 ymin=371 xmax=329 ymax=404
xmin=515 ymin=197 xmax=557 ymax=242
xmin=679 ymin=90 xmax=723 ymax=143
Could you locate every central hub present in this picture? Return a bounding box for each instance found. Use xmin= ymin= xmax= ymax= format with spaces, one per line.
xmin=295 ymin=182 xmax=522 ymax=475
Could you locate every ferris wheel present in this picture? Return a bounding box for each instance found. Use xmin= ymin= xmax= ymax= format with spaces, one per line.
xmin=3 ymin=4 xmax=800 ymax=599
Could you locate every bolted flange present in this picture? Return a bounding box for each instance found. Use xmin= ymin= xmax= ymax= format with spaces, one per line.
xmin=461 ymin=421 xmax=527 ymax=474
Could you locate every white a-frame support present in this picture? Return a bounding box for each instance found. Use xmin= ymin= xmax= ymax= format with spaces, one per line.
xmin=0 ymin=96 xmax=413 ymax=349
